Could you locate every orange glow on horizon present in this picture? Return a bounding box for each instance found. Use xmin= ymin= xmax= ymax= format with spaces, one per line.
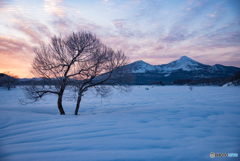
xmin=0 ymin=68 xmax=31 ymax=78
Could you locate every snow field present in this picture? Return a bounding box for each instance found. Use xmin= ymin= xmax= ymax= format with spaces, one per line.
xmin=0 ymin=86 xmax=240 ymax=161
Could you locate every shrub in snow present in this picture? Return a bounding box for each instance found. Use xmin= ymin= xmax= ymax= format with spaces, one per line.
xmin=189 ymin=86 xmax=193 ymax=91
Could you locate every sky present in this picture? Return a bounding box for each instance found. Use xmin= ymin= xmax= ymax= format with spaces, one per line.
xmin=0 ymin=0 xmax=240 ymax=78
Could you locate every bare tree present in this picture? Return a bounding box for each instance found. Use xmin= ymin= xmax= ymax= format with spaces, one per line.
xmin=21 ymin=31 xmax=103 ymax=115
xmin=21 ymin=31 xmax=132 ymax=115
xmin=0 ymin=72 xmax=19 ymax=90
xmin=71 ymin=44 xmax=132 ymax=115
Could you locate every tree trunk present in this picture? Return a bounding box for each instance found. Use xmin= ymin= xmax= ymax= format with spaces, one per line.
xmin=57 ymin=93 xmax=65 ymax=115
xmin=75 ymin=95 xmax=82 ymax=115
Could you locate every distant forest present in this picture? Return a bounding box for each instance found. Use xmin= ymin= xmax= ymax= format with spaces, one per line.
xmin=172 ymin=70 xmax=240 ymax=86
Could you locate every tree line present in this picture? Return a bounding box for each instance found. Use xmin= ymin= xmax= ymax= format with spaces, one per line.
xmin=172 ymin=70 xmax=240 ymax=86
xmin=0 ymin=72 xmax=19 ymax=90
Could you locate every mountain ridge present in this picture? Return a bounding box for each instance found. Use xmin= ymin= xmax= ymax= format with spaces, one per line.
xmin=128 ymin=56 xmax=238 ymax=73
xmin=124 ymin=56 xmax=240 ymax=84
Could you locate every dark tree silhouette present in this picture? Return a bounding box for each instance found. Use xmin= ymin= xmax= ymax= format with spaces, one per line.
xmin=21 ymin=31 xmax=132 ymax=115
xmin=21 ymin=32 xmax=103 ymax=114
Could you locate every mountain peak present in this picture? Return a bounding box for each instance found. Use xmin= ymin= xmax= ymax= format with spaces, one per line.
xmin=133 ymin=60 xmax=150 ymax=65
xmin=135 ymin=60 xmax=144 ymax=63
xmin=179 ymin=56 xmax=194 ymax=61
xmin=162 ymin=55 xmax=204 ymax=71
xmin=129 ymin=60 xmax=153 ymax=73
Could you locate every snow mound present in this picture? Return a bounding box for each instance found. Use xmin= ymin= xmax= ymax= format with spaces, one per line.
xmin=222 ymin=79 xmax=240 ymax=87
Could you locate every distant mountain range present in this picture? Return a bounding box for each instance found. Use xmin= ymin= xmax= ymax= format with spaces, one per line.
xmin=124 ymin=56 xmax=240 ymax=85
xmin=16 ymin=56 xmax=240 ymax=85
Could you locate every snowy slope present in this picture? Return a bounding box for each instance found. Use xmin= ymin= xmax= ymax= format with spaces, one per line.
xmin=207 ymin=64 xmax=240 ymax=74
xmin=208 ymin=64 xmax=226 ymax=73
xmin=0 ymin=86 xmax=240 ymax=161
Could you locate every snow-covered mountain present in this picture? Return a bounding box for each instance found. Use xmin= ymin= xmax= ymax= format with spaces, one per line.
xmin=124 ymin=56 xmax=240 ymax=84
xmin=128 ymin=56 xmax=210 ymax=74
xmin=159 ymin=56 xmax=210 ymax=72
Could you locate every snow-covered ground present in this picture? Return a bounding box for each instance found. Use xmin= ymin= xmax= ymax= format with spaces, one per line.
xmin=0 ymin=86 xmax=239 ymax=161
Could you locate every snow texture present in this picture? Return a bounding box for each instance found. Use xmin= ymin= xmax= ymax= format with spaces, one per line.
xmin=0 ymin=86 xmax=240 ymax=161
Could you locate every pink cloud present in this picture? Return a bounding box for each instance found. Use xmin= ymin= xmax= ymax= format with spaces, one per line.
xmin=44 ymin=0 xmax=66 ymax=18
xmin=113 ymin=20 xmax=124 ymax=28
xmin=0 ymin=36 xmax=34 ymax=78
xmin=11 ymin=16 xmax=53 ymax=44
